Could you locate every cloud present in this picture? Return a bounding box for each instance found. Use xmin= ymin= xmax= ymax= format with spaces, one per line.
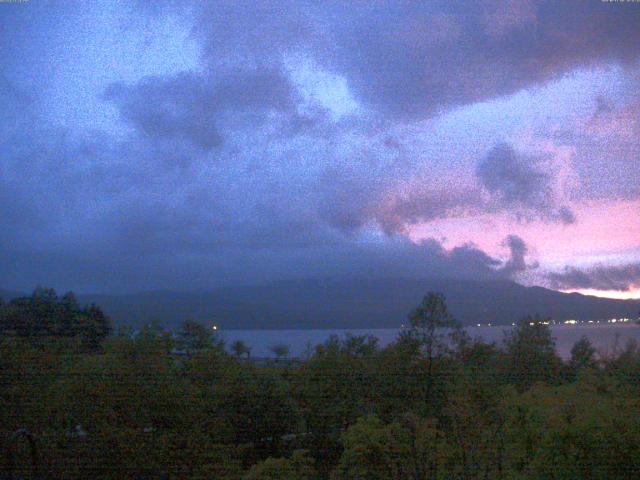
xmin=104 ymin=67 xmax=301 ymax=150
xmin=0 ymin=89 xmax=537 ymax=292
xmin=1 ymin=1 xmax=638 ymax=295
xmin=0 ymin=228 xmax=530 ymax=293
xmin=321 ymin=1 xmax=640 ymax=120
xmin=498 ymin=234 xmax=537 ymax=277
xmin=136 ymin=1 xmax=640 ymax=122
xmin=547 ymin=263 xmax=640 ymax=292
xmin=566 ymin=89 xmax=640 ymax=201
xmin=476 ymin=143 xmax=575 ymax=224
xmin=100 ymin=2 xmax=638 ymax=241
xmin=104 ymin=74 xmax=221 ymax=150
xmin=317 ymin=171 xmax=471 ymax=235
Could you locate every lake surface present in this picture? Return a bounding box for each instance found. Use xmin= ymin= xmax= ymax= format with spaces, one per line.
xmin=219 ymin=324 xmax=640 ymax=360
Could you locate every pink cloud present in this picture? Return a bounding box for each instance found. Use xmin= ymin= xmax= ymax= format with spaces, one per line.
xmin=407 ymin=198 xmax=640 ymax=270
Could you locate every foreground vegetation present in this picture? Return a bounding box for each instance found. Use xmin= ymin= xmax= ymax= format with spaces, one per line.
xmin=1 ymin=289 xmax=640 ymax=479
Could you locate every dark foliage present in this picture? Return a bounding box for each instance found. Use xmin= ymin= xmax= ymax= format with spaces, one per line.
xmin=0 ymin=287 xmax=112 ymax=350
xmin=0 ymin=289 xmax=639 ymax=479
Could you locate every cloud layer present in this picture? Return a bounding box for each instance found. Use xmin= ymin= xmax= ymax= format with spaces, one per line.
xmin=0 ymin=1 xmax=639 ymax=293
xmin=547 ymin=264 xmax=640 ymax=292
xmin=321 ymin=0 xmax=640 ymax=119
xmin=476 ymin=143 xmax=575 ymax=224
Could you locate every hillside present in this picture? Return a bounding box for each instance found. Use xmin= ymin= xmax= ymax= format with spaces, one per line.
xmin=64 ymin=279 xmax=640 ymax=329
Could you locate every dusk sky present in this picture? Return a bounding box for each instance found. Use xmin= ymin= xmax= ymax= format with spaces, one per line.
xmin=1 ymin=0 xmax=639 ymax=297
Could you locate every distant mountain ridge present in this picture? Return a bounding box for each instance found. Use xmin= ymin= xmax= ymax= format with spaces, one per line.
xmin=2 ymin=279 xmax=639 ymax=329
xmin=0 ymin=290 xmax=24 ymax=301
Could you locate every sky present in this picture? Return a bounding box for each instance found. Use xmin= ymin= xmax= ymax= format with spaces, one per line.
xmin=1 ymin=0 xmax=639 ymax=297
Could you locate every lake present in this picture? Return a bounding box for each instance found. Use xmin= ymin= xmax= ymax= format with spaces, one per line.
xmin=219 ymin=324 xmax=640 ymax=360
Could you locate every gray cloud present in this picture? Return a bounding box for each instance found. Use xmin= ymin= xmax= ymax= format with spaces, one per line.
xmin=547 ymin=264 xmax=640 ymax=292
xmin=315 ymin=144 xmax=482 ymax=236
xmin=477 ymin=143 xmax=575 ymax=224
xmin=104 ymin=67 xmax=300 ymax=150
xmin=565 ymin=91 xmax=640 ymax=202
xmin=102 ymin=1 xmax=639 ymax=242
xmin=0 ymin=230 xmax=528 ymax=294
xmin=322 ymin=1 xmax=640 ymax=119
xmin=0 ymin=99 xmax=535 ymax=294
xmin=498 ymin=234 xmax=537 ymax=277
xmin=1 ymin=1 xmax=637 ymax=294
xmin=135 ymin=1 xmax=640 ymax=122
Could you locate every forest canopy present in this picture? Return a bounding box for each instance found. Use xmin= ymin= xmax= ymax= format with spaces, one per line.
xmin=0 ymin=287 xmax=112 ymax=350
xmin=1 ymin=289 xmax=639 ymax=479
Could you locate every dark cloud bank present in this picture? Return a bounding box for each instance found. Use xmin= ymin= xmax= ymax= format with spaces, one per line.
xmin=1 ymin=0 xmax=639 ymax=292
xmin=548 ymin=264 xmax=640 ymax=292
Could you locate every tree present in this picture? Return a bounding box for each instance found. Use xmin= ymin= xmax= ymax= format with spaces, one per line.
xmin=289 ymin=335 xmax=379 ymax=475
xmin=176 ymin=320 xmax=212 ymax=352
xmin=212 ymin=365 xmax=300 ymax=454
xmin=270 ymin=343 xmax=290 ymax=363
xmin=502 ymin=316 xmax=562 ymax=391
xmin=341 ymin=333 xmax=379 ymax=357
xmin=244 ymin=450 xmax=317 ymax=480
xmin=408 ymin=292 xmax=460 ymax=359
xmin=334 ymin=416 xmax=412 ymax=480
xmin=373 ymin=333 xmax=428 ymax=419
xmin=0 ymin=288 xmax=112 ymax=350
xmin=116 ymin=324 xmax=134 ymax=338
xmin=408 ymin=292 xmax=460 ymax=402
xmin=603 ymin=338 xmax=640 ymax=387
xmin=79 ymin=304 xmax=112 ymax=350
xmin=500 ymin=379 xmax=640 ymax=479
xmin=231 ymin=340 xmax=250 ymax=359
xmin=568 ymin=336 xmax=598 ymax=377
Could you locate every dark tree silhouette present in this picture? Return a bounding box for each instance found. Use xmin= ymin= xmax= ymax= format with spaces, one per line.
xmin=270 ymin=343 xmax=290 ymax=363
xmin=0 ymin=288 xmax=112 ymax=350
xmin=175 ymin=320 xmax=213 ymax=352
xmin=503 ymin=316 xmax=562 ymax=390
xmin=568 ymin=336 xmax=598 ymax=373
xmin=230 ymin=339 xmax=250 ymax=358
